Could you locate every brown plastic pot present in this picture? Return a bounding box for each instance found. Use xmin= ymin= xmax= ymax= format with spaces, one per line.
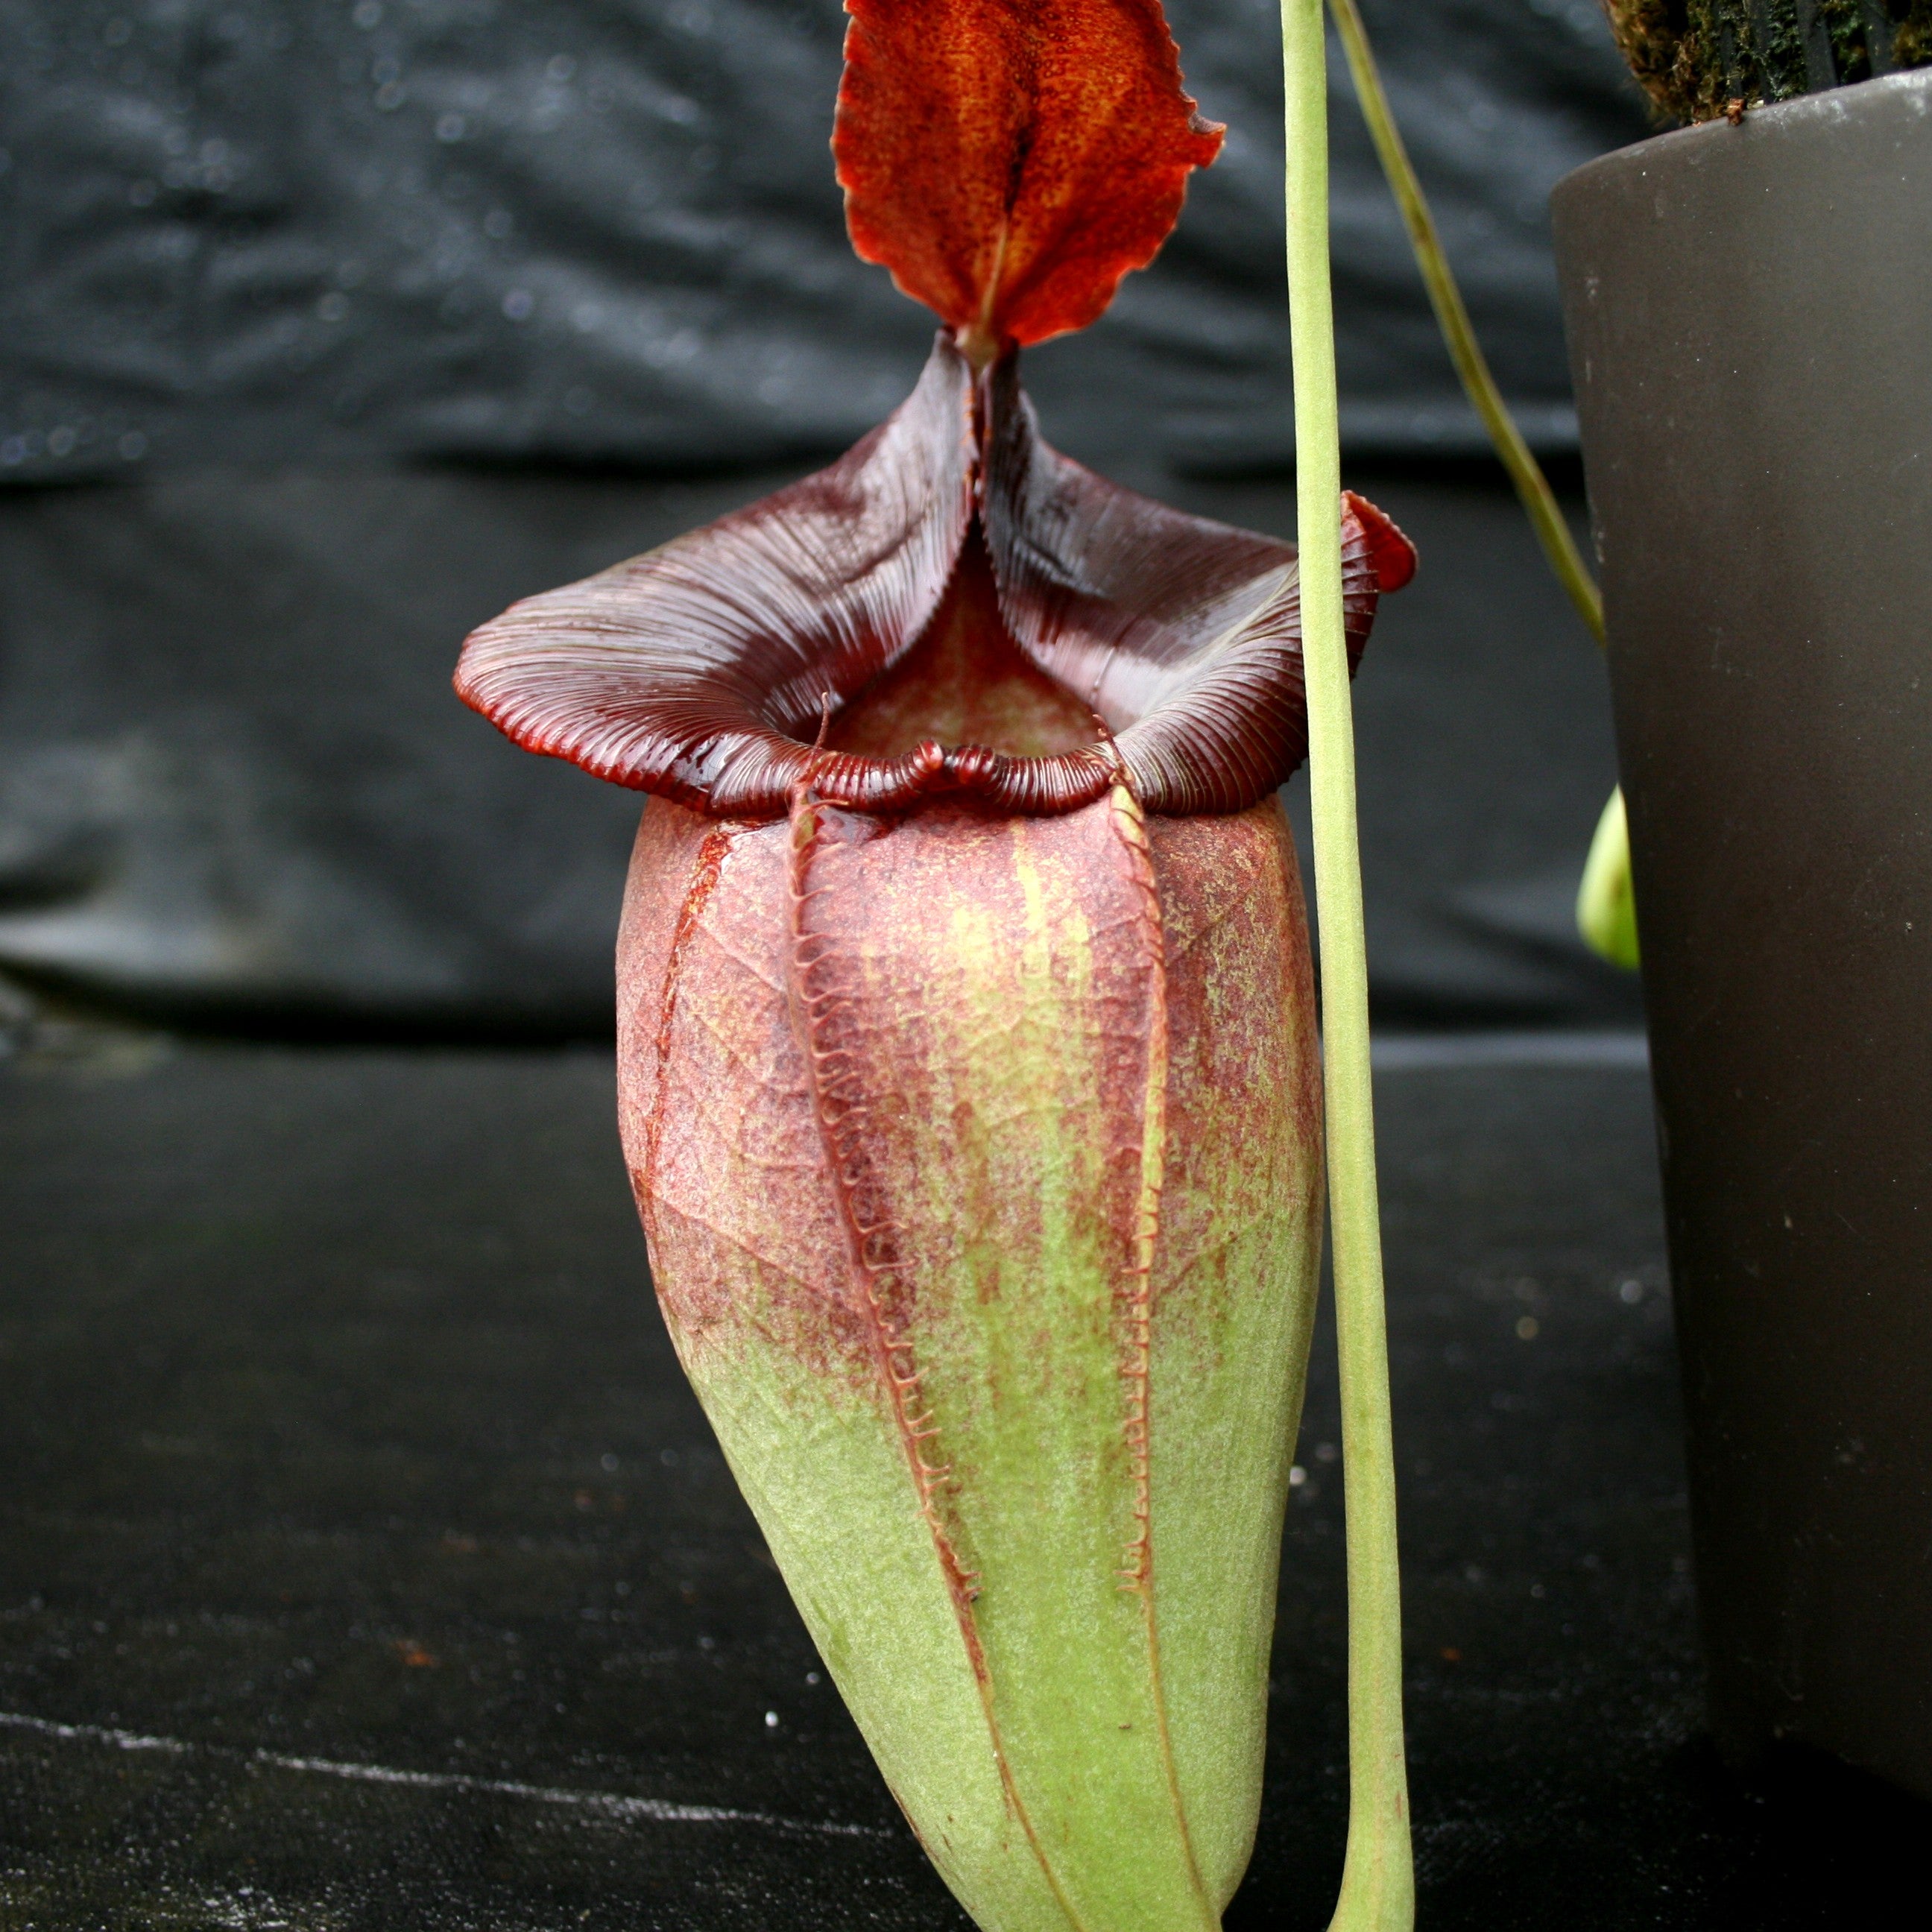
xmin=1552 ymin=72 xmax=1932 ymax=1799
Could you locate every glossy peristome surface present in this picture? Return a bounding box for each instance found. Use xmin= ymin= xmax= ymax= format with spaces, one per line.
xmin=454 ymin=338 xmax=1413 ymax=822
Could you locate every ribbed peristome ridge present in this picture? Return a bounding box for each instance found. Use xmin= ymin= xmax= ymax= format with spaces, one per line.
xmin=456 ymin=336 xmax=1413 ymax=821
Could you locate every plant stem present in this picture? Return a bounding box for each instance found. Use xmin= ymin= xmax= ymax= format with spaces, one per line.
xmin=1326 ymin=0 xmax=1604 ymax=648
xmin=1279 ymin=4 xmax=1413 ymax=1928
xmin=1325 ymin=0 xmax=1643 ymax=968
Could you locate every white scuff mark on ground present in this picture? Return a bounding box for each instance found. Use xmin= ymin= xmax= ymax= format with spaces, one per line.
xmin=0 ymin=1707 xmax=886 ymax=1839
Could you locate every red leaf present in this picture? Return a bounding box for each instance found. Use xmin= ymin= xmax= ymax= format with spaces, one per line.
xmin=834 ymin=0 xmax=1224 ymax=356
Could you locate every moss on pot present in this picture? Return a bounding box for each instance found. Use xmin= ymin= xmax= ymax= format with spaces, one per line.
xmin=1600 ymin=0 xmax=1929 ymax=123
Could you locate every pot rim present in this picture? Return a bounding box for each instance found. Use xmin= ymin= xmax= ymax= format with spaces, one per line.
xmin=1554 ymin=65 xmax=1932 ymax=203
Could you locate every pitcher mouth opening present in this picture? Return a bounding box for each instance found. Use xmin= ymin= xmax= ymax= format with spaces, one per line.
xmin=827 ymin=526 xmax=1102 ymax=766
xmin=792 ymin=519 xmax=1126 ymax=815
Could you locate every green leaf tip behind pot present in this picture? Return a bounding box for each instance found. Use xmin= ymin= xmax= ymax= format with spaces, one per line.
xmin=1578 ymin=785 xmax=1641 ymax=970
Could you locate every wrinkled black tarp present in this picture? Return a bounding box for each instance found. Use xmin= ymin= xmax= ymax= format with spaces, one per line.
xmin=1 ymin=0 xmax=1648 ymax=476
xmin=0 ymin=0 xmax=1650 ymax=1035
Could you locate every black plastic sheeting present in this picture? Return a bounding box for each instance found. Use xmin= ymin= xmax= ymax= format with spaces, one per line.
xmin=0 ymin=0 xmax=1649 ymax=478
xmin=2 ymin=1040 xmax=1923 ymax=1926
xmin=0 ymin=0 xmax=1650 ymax=1035
xmin=0 ymin=466 xmax=1641 ymax=1036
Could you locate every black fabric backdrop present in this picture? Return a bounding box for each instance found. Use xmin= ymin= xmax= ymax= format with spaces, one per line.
xmin=2 ymin=0 xmax=1646 ymax=473
xmin=0 ymin=0 xmax=1652 ymax=1036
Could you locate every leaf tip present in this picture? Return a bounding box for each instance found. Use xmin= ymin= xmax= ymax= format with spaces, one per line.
xmin=833 ymin=0 xmax=1222 ymax=350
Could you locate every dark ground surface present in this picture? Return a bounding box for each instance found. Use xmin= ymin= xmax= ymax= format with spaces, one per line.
xmin=0 ymin=1032 xmax=1923 ymax=1930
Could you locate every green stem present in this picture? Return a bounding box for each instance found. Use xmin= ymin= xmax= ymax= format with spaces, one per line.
xmin=1279 ymin=4 xmax=1414 ymax=1928
xmin=1326 ymin=0 xmax=1604 ymax=649
xmin=1326 ymin=0 xmax=1642 ymax=968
